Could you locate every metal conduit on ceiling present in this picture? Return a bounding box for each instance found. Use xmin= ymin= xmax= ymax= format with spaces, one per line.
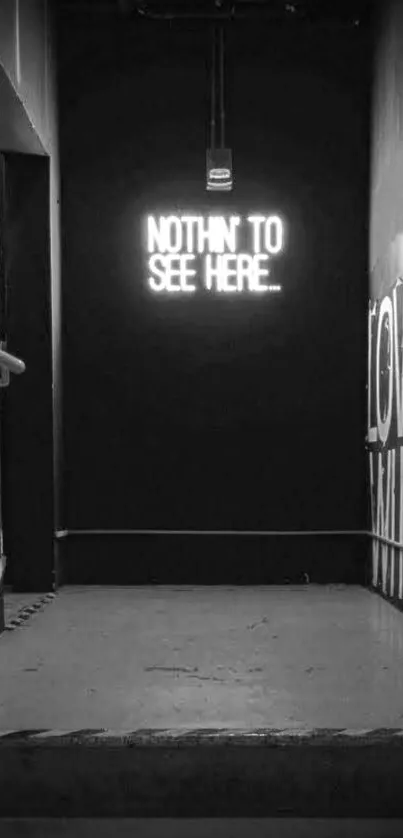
xmin=56 ymin=0 xmax=374 ymax=26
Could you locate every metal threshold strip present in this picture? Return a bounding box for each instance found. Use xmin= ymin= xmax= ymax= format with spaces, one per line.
xmin=55 ymin=528 xmax=368 ymax=538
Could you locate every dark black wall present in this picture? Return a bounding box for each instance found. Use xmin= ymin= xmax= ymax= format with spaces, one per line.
xmin=2 ymin=154 xmax=54 ymax=591
xmin=58 ymin=15 xmax=370 ymax=580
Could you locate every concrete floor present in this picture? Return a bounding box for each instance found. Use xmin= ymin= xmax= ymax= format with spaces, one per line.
xmin=3 ymin=592 xmax=48 ymax=625
xmin=1 ymin=584 xmax=403 ymax=730
xmin=2 ymin=820 xmax=403 ymax=838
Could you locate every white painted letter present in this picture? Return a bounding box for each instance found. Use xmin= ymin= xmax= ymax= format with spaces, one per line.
xmin=393 ymin=285 xmax=403 ymax=438
xmin=368 ymin=302 xmax=378 ymax=443
xmin=375 ymin=450 xmax=393 ymax=591
xmin=376 ymin=296 xmax=394 ymax=445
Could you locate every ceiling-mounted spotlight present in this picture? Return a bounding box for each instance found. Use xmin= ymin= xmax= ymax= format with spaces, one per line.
xmin=206 ymin=148 xmax=233 ymax=191
xmin=206 ymin=24 xmax=233 ymax=191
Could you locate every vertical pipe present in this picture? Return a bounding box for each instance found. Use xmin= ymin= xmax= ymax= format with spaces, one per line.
xmin=210 ymin=25 xmax=216 ymax=149
xmin=219 ymin=24 xmax=225 ymax=148
xmin=15 ymin=0 xmax=21 ymax=87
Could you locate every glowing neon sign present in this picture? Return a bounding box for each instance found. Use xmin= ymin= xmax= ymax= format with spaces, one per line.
xmin=146 ymin=214 xmax=284 ymax=294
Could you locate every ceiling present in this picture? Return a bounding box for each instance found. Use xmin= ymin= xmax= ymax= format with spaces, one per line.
xmin=56 ymin=0 xmax=375 ymax=26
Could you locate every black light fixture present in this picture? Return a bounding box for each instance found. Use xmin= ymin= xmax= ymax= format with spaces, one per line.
xmin=206 ymin=23 xmax=233 ymax=191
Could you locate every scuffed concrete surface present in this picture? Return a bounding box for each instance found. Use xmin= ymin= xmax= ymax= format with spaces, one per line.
xmin=1 ymin=820 xmax=403 ymax=838
xmin=0 ymin=585 xmax=403 ymax=730
xmin=3 ymin=593 xmax=51 ymax=627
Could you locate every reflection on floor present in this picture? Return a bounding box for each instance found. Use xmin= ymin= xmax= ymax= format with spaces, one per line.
xmin=0 ymin=584 xmax=403 ymax=730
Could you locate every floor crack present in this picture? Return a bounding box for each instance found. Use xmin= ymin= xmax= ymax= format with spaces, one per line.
xmin=144 ymin=666 xmax=199 ymax=673
xmin=247 ymin=616 xmax=270 ymax=630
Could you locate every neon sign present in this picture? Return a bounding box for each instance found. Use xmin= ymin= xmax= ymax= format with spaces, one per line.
xmin=146 ymin=215 xmax=284 ymax=294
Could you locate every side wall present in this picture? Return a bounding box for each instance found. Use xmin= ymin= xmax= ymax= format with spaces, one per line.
xmin=368 ymin=0 xmax=403 ymax=605
xmin=0 ymin=0 xmax=61 ymax=590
